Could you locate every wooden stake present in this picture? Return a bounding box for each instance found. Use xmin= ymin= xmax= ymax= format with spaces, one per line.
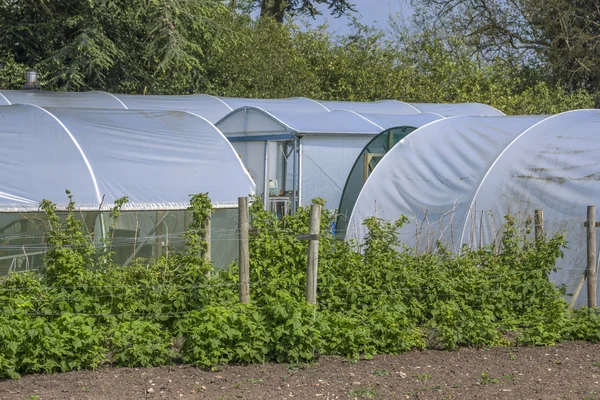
xmin=203 ymin=213 xmax=212 ymax=263
xmin=239 ymin=197 xmax=250 ymax=304
xmin=587 ymin=205 xmax=597 ymax=308
xmin=534 ymin=210 xmax=544 ymax=242
xmin=305 ymin=204 xmax=321 ymax=305
xmin=362 ymin=153 xmax=385 ymax=184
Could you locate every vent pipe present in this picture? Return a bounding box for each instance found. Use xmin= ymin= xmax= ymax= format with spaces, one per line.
xmin=22 ymin=70 xmax=41 ymax=91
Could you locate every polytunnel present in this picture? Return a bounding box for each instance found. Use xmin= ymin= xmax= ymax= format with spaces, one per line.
xmin=335 ymin=112 xmax=446 ymax=238
xmin=115 ymin=95 xmax=330 ymax=122
xmin=407 ymin=102 xmax=505 ymax=116
xmin=317 ymin=100 xmax=505 ymax=116
xmin=318 ymin=100 xmax=420 ymax=114
xmin=216 ymin=107 xmax=449 ymax=213
xmin=0 ymin=89 xmax=127 ymax=108
xmin=0 ymin=90 xmax=332 ymax=123
xmin=347 ymin=110 xmax=600 ymax=308
xmin=1 ymin=88 xmax=505 ymax=120
xmin=108 ymin=94 xmax=232 ymax=122
xmin=0 ymin=104 xmax=255 ymax=273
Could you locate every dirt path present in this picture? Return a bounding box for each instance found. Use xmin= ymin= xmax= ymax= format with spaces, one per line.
xmin=2 ymin=342 xmax=600 ymax=400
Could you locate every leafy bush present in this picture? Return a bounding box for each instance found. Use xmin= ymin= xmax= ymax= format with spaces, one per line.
xmin=0 ymin=316 xmax=22 ymax=379
xmin=18 ymin=316 xmax=106 ymax=374
xmin=564 ymin=308 xmax=600 ymax=342
xmin=263 ymin=292 xmax=322 ymax=364
xmin=109 ymin=320 xmax=173 ymax=368
xmin=176 ymin=305 xmax=269 ymax=368
xmin=320 ymin=312 xmax=374 ymax=359
xmin=0 ymin=192 xmax=597 ymax=378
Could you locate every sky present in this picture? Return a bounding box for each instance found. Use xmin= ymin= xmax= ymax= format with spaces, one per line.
xmin=309 ymin=0 xmax=414 ymax=35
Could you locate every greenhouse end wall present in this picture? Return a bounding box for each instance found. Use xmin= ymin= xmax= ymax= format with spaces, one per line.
xmin=301 ymin=136 xmax=373 ymax=210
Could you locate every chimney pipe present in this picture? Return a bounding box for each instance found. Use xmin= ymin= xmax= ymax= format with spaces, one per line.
xmin=22 ymin=70 xmax=41 ymax=91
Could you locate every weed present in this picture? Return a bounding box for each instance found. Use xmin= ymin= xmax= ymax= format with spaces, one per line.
xmin=371 ymin=370 xmax=390 ymax=376
xmin=508 ymin=352 xmax=517 ymax=361
xmin=479 ymin=373 xmax=499 ymax=385
xmin=348 ymin=387 xmax=377 ymax=398
xmin=415 ymin=373 xmax=432 ymax=381
xmin=502 ymin=373 xmax=517 ymax=383
xmin=24 ymin=396 xmax=40 ymax=400
xmin=247 ymin=378 xmax=263 ymax=384
xmin=451 ymin=383 xmax=460 ymax=388
xmin=592 ymin=362 xmax=600 ymax=367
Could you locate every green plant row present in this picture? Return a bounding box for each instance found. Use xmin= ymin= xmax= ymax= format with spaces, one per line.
xmin=0 ymin=193 xmax=599 ymax=379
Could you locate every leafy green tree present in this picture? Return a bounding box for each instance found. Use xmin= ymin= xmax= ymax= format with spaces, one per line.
xmin=200 ymin=16 xmax=592 ymax=113
xmin=201 ymin=16 xmax=322 ymax=98
xmin=411 ymin=0 xmax=600 ymax=104
xmin=0 ymin=0 xmax=593 ymax=113
xmin=0 ymin=0 xmax=229 ymax=93
xmin=245 ymin=0 xmax=356 ymax=23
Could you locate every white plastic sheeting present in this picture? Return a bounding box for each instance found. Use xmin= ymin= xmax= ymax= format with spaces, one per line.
xmin=302 ymin=136 xmax=375 ymax=209
xmin=116 ymin=95 xmax=330 ymax=122
xmin=317 ymin=100 xmax=504 ymax=116
xmin=301 ymin=113 xmax=448 ymax=209
xmin=220 ymin=97 xmax=328 ymax=114
xmin=113 ymin=94 xmax=231 ymax=122
xmin=218 ymin=108 xmax=384 ymax=137
xmin=0 ymin=91 xmax=332 ymax=123
xmin=1 ymin=89 xmax=505 ymax=121
xmin=347 ymin=110 xmax=600 ymax=307
xmin=347 ymin=115 xmax=546 ymax=244
xmin=355 ymin=113 xmax=444 ymax=129
xmin=408 ymin=102 xmax=505 ymax=116
xmin=318 ymin=100 xmax=420 ymax=114
xmin=0 ymin=89 xmax=126 ymax=108
xmin=0 ymin=104 xmax=255 ymax=211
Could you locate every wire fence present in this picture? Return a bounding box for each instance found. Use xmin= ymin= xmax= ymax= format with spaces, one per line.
xmin=1 ymin=202 xmax=598 ymax=310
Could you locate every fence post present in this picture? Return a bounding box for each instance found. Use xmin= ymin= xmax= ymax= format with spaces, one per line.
xmin=239 ymin=197 xmax=250 ymax=304
xmin=534 ymin=209 xmax=544 ymax=242
xmin=305 ymin=204 xmax=321 ymax=305
xmin=203 ymin=213 xmax=212 ymax=263
xmin=587 ymin=205 xmax=597 ymax=308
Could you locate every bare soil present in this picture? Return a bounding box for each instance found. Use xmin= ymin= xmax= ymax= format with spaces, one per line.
xmin=2 ymin=342 xmax=600 ymax=400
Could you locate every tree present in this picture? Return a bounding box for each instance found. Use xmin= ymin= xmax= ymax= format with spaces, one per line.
xmin=411 ymin=0 xmax=600 ymax=103
xmin=201 ymin=15 xmax=592 ymax=113
xmin=201 ymin=17 xmax=322 ymax=98
xmin=0 ymin=0 xmax=229 ymax=93
xmin=256 ymin=0 xmax=356 ymax=23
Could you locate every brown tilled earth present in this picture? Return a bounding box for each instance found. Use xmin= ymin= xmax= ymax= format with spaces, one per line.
xmin=2 ymin=342 xmax=600 ymax=400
